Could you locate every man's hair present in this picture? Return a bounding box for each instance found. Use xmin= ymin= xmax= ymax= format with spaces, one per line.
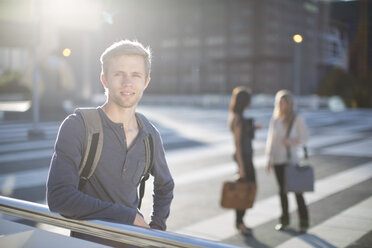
xmin=100 ymin=40 xmax=152 ymax=79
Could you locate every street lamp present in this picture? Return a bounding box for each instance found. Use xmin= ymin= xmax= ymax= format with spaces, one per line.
xmin=62 ymin=48 xmax=71 ymax=57
xmin=28 ymin=0 xmax=44 ymax=139
xmin=292 ymin=34 xmax=303 ymax=96
xmin=293 ymin=34 xmax=303 ymax=44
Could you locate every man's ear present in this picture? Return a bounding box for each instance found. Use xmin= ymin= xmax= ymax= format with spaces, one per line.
xmin=144 ymin=77 xmax=151 ymax=89
xmin=101 ymin=73 xmax=107 ymax=87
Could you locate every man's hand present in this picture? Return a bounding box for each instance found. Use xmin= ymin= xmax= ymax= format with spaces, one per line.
xmin=133 ymin=213 xmax=150 ymax=228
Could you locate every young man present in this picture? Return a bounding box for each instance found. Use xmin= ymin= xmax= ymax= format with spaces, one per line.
xmin=47 ymin=40 xmax=174 ymax=244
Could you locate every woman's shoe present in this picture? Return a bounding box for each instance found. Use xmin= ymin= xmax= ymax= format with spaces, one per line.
xmin=299 ymin=226 xmax=308 ymax=234
xmin=299 ymin=219 xmax=309 ymax=233
xmin=274 ymin=223 xmax=288 ymax=231
xmin=237 ymin=223 xmax=253 ymax=237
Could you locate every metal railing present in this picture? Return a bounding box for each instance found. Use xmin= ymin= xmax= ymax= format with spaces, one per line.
xmin=0 ymin=196 xmax=240 ymax=248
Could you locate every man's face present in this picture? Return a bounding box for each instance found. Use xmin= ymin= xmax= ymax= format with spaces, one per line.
xmin=102 ymin=54 xmax=150 ymax=109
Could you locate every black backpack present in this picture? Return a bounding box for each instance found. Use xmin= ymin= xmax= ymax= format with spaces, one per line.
xmin=75 ymin=108 xmax=154 ymax=209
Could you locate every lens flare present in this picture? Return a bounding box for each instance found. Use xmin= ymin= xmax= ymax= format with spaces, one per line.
xmin=62 ymin=48 xmax=71 ymax=57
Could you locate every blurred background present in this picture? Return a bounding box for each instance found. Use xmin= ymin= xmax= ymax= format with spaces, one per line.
xmin=0 ymin=0 xmax=371 ymax=121
xmin=1 ymin=1 xmax=372 ymax=246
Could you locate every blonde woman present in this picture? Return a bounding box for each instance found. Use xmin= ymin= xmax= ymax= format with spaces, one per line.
xmin=265 ymin=90 xmax=309 ymax=233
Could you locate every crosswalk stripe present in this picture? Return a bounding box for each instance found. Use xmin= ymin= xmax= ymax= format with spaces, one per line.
xmin=0 ymin=149 xmax=53 ymax=163
xmin=0 ymin=156 xmax=266 ymax=196
xmin=1 ymin=108 xmax=371 ymax=247
xmin=275 ymin=196 xmax=372 ymax=248
xmin=322 ymin=139 xmax=372 ymax=157
xmin=0 ymin=123 xmax=58 ymax=134
xmin=1 ymin=107 xmax=368 ymax=165
xmin=0 ymin=122 xmax=58 ymax=143
xmin=0 ymin=128 xmax=368 ymax=186
xmin=0 ymin=140 xmax=54 ymax=154
xmin=0 ymin=168 xmax=49 ymax=196
xmin=174 ymin=161 xmax=372 ymax=241
xmin=307 ymin=133 xmax=365 ymax=148
xmin=166 ymin=132 xmax=368 ymax=172
xmin=0 ymin=121 xmax=60 ymax=130
xmin=173 ymin=155 xmax=268 ymax=187
xmin=0 ymin=130 xmax=57 ymax=140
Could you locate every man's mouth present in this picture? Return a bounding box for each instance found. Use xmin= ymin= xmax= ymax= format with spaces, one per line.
xmin=121 ymin=91 xmax=134 ymax=96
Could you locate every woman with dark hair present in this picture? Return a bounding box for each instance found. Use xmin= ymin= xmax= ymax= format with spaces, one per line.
xmin=265 ymin=90 xmax=309 ymax=233
xmin=228 ymin=86 xmax=261 ymax=236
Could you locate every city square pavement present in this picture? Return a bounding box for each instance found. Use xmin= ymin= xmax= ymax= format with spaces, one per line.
xmin=0 ymin=102 xmax=371 ymax=247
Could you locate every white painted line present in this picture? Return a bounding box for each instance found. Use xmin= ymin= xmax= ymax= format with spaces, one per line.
xmin=0 ymin=131 xmax=57 ymax=142
xmin=0 ymin=140 xmax=54 ymax=153
xmin=173 ymin=155 xmax=267 ymax=187
xmin=0 ymin=168 xmax=49 ymax=195
xmin=0 ymin=156 xmax=266 ymax=197
xmin=175 ymin=162 xmax=235 ymax=186
xmin=307 ymin=133 xmax=364 ymax=148
xmin=1 ymin=130 xmax=369 ymax=192
xmin=166 ymin=131 xmax=366 ymax=168
xmin=276 ymin=196 xmax=372 ymax=248
xmin=166 ymin=142 xmax=233 ymax=165
xmin=0 ymin=122 xmax=60 ymax=130
xmin=174 ymin=161 xmax=372 ymax=241
xmin=334 ymin=122 xmax=372 ymax=132
xmin=322 ymin=139 xmax=372 ymax=157
xmin=0 ymin=149 xmax=53 ymax=163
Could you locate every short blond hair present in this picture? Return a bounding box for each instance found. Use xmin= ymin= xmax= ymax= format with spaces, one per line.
xmin=100 ymin=40 xmax=152 ymax=79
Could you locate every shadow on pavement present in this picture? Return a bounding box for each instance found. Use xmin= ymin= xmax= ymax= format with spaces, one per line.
xmin=299 ymin=233 xmax=337 ymax=248
xmin=243 ymin=234 xmax=271 ymax=248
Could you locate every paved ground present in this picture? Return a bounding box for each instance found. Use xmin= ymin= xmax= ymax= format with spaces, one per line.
xmin=0 ymin=104 xmax=371 ymax=247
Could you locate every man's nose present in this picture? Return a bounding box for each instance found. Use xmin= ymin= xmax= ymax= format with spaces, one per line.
xmin=121 ymin=75 xmax=133 ymax=85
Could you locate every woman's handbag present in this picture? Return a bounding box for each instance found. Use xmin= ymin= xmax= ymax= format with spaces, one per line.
xmin=220 ymin=181 xmax=257 ymax=210
xmin=284 ymin=164 xmax=314 ymax=193
xmin=284 ymin=117 xmax=314 ymax=193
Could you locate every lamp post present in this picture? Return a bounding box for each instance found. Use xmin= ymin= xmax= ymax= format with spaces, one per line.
xmin=28 ymin=0 xmax=44 ymax=139
xmin=292 ymin=34 xmax=303 ymax=96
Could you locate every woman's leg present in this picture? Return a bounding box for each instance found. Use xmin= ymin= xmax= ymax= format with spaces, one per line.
xmin=295 ymin=193 xmax=309 ymax=230
xmin=235 ymin=209 xmax=252 ymax=236
xmin=244 ymin=154 xmax=256 ymax=183
xmin=236 ymin=154 xmax=256 ymax=226
xmin=236 ymin=209 xmax=245 ymax=227
xmin=235 ymin=155 xmax=255 ymax=235
xmin=274 ymin=165 xmax=289 ymax=226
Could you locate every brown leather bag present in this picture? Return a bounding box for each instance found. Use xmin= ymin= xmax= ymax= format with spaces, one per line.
xmin=220 ymin=181 xmax=257 ymax=210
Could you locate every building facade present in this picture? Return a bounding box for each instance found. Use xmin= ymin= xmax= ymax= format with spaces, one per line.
xmin=1 ymin=0 xmax=334 ymax=102
xmin=95 ymin=0 xmax=322 ymax=95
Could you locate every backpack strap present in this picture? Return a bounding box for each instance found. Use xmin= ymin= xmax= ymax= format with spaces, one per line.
xmin=138 ymin=134 xmax=154 ymax=209
xmin=75 ymin=108 xmax=103 ymax=190
xmin=75 ymin=109 xmax=154 ymax=209
xmin=136 ymin=113 xmax=155 ymax=209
